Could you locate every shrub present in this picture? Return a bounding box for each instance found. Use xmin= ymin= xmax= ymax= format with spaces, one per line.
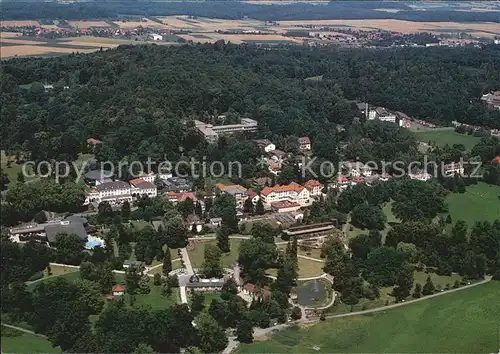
xmin=28 ymin=271 xmax=43 ymax=281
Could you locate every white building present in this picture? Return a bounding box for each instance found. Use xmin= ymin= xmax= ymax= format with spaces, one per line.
xmin=255 ymin=139 xmax=276 ymax=153
xmin=85 ymin=181 xmax=132 ymax=206
xmin=369 ymin=107 xmax=397 ymax=124
xmin=130 ymin=178 xmax=158 ymax=198
xmin=150 ymin=34 xmax=163 ymax=41
xmin=343 ymin=161 xmax=372 ymax=177
xmin=135 ymin=172 xmax=156 ymax=183
xmin=298 ymin=136 xmax=311 ymax=151
xmin=443 ymin=162 xmax=464 ymax=177
xmin=194 ymin=118 xmax=258 ymax=142
xmin=409 ymin=171 xmax=432 ymax=181
xmin=304 ymin=179 xmax=323 ymax=196
xmin=260 ymin=182 xmax=310 ymax=206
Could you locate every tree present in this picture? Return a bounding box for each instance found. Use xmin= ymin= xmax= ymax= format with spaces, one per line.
xmin=362 ymin=247 xmax=407 ymax=286
xmin=54 ymin=232 xmax=84 ymax=265
xmin=138 ymin=275 xmax=151 ymax=294
xmin=121 ymin=200 xmax=131 ymax=220
xmin=196 ymin=312 xmax=228 ymax=353
xmin=236 ymin=318 xmax=254 ymax=343
xmin=133 ymin=344 xmax=155 ymax=354
xmin=392 ymin=263 xmax=414 ymax=302
xmin=212 ymin=193 xmax=238 ymax=231
xmin=243 ymin=197 xmax=254 ymax=214
xmin=33 ymin=211 xmax=47 ymax=224
xmin=74 ymin=279 xmax=105 ymax=314
xmin=274 ymin=257 xmax=298 ymax=295
xmin=216 ymin=224 xmax=231 ymax=253
xmin=191 ymin=291 xmax=205 ymax=315
xmin=134 ymin=226 xmax=158 ymax=265
xmin=125 ymin=266 xmax=141 ymax=303
xmin=255 ymin=198 xmax=265 ymax=215
xmin=251 ymin=222 xmax=277 ymax=243
xmin=291 ymin=306 xmax=302 ymax=320
xmin=80 ymin=261 xmax=97 ymax=281
xmin=238 ymin=238 xmax=278 ymax=284
xmin=221 ymin=278 xmax=238 ymax=300
xmin=165 ymin=215 xmax=188 ymax=249
xmin=97 ymin=201 xmax=114 ymax=224
xmin=422 ymin=275 xmax=435 ymax=295
xmin=412 ymin=283 xmax=422 ymax=298
xmin=201 ymin=244 xmax=223 ymax=278
xmin=178 ymin=197 xmax=195 ymax=219
xmin=16 ymin=171 xmax=25 ymax=184
xmin=163 ymin=248 xmax=172 ymax=276
xmin=96 ymin=262 xmax=115 ymax=294
xmin=351 ymin=203 xmax=387 ymax=230
xmin=153 ymin=273 xmax=162 ymax=286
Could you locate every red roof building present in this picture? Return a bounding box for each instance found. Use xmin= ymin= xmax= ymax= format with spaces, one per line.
xmin=87 ymin=138 xmax=102 ymax=145
xmin=304 ymin=179 xmax=323 ymax=196
xmin=243 ymin=283 xmax=271 ymax=298
xmin=298 ymin=136 xmax=311 ymax=151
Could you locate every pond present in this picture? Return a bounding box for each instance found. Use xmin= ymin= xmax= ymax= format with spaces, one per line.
xmin=294 ymin=278 xmax=329 ymax=307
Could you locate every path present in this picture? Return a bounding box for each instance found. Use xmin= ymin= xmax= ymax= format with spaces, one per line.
xmin=188 ymin=235 xmax=250 ymax=241
xmin=223 ymin=277 xmax=493 ymax=354
xmin=1 ymin=323 xmax=47 ymax=339
xmin=325 ymin=276 xmax=492 ymax=319
xmin=179 ymin=247 xmax=194 ymax=304
xmin=297 ymin=254 xmax=325 ymax=263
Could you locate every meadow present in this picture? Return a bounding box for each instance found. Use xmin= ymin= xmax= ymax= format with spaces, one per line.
xmin=238 ymin=281 xmax=500 ymax=353
xmin=413 ymin=129 xmax=481 ymax=150
xmin=446 ymin=183 xmax=500 ymax=227
xmin=187 ymin=239 xmax=242 ymax=269
xmin=1 ymin=327 xmax=60 ymax=353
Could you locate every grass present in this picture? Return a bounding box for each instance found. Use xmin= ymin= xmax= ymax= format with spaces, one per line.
xmin=446 ymin=183 xmax=500 ymax=227
xmin=413 ymin=129 xmax=481 ymax=150
xmin=1 ymin=328 xmax=61 ymax=353
xmin=130 ymin=280 xmax=180 ymax=310
xmin=238 ymin=281 xmax=500 ymax=353
xmin=0 ymin=150 xmax=35 ymax=188
xmin=44 ymin=265 xmax=78 ymax=277
xmin=347 ymin=201 xmax=399 ymax=244
xmin=413 ymin=271 xmax=461 ymax=288
xmin=267 ymin=257 xmax=324 ymax=278
xmin=187 ymin=239 xmax=242 ymax=269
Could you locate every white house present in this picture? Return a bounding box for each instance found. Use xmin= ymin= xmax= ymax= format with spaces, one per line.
xmin=443 ymin=162 xmax=464 ymax=177
xmin=255 ymin=139 xmax=276 ymax=153
xmin=409 ymin=171 xmax=432 ymax=181
xmin=298 ymin=137 xmax=311 ymax=151
xmin=343 ymin=161 xmax=372 ymax=177
xmin=150 ymin=34 xmax=163 ymax=41
xmin=260 ymin=182 xmax=310 ymax=206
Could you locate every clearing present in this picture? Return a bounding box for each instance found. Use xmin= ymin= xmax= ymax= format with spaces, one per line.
xmin=187 ymin=239 xmax=242 ymax=269
xmin=238 ymin=281 xmax=500 ymax=353
xmin=446 ymin=183 xmax=500 ymax=227
xmin=1 ymin=327 xmax=60 ymax=353
xmin=413 ymin=129 xmax=481 ymax=150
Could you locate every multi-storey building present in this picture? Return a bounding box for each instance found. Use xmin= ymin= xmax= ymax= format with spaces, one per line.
xmin=85 ymin=181 xmax=132 ymax=205
xmin=130 ymin=178 xmax=158 ymax=198
xmin=215 ymin=183 xmax=248 ymax=209
xmin=194 ymin=118 xmax=258 ymax=142
xmin=298 ymin=136 xmax=311 ymax=151
xmin=260 ymin=182 xmax=310 ymax=206
xmin=304 ymin=179 xmax=323 ymax=196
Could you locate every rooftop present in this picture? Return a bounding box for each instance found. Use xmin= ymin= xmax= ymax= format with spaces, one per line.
xmin=216 ymin=183 xmax=247 ymax=195
xmin=261 ymin=182 xmax=304 ymax=196
xmin=96 ymin=181 xmax=130 ymax=192
xmin=44 ymin=221 xmax=88 ymax=244
xmin=84 ymin=169 xmax=113 ymax=181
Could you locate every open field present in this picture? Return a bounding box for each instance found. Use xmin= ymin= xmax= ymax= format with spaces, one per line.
xmin=44 ymin=265 xmax=79 ymax=277
xmin=112 ymin=19 xmax=169 ymax=29
xmin=413 ymin=129 xmax=481 ymax=150
xmin=1 ymin=20 xmax=40 ymax=27
xmin=446 ymin=183 xmax=500 ymax=227
xmin=1 ymin=328 xmax=60 ymax=353
xmin=238 ymin=281 xmax=500 ymax=353
xmin=1 ymin=32 xmax=174 ymax=59
xmin=267 ymin=257 xmax=324 ymax=278
xmin=277 ymin=19 xmax=500 ymax=38
xmin=187 ymin=239 xmax=242 ymax=269
xmin=67 ymin=20 xmax=111 ymax=29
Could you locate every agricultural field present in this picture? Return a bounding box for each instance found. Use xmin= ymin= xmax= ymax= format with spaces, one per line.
xmin=446 ymin=183 xmax=500 ymax=227
xmin=413 ymin=129 xmax=481 ymax=150
xmin=1 ymin=327 xmax=60 ymax=353
xmin=277 ymin=19 xmax=500 ymax=38
xmin=238 ymin=281 xmax=500 ymax=353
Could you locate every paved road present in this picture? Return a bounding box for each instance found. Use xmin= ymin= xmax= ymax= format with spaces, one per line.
xmin=1 ymin=323 xmax=47 ymax=338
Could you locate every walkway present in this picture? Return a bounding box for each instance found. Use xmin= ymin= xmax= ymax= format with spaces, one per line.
xmin=178 ymin=247 xmax=194 ymax=304
xmin=223 ymin=277 xmax=493 ymax=353
xmin=1 ymin=323 xmax=47 ymax=338
xmin=297 ymin=254 xmax=325 ymax=263
xmin=325 ymin=276 xmax=492 ymax=319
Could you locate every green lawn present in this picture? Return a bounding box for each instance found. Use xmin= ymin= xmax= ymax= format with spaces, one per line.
xmin=238 ymin=281 xmax=500 ymax=353
xmin=413 ymin=130 xmax=481 ymax=150
xmin=1 ymin=150 xmax=35 ymax=188
xmin=187 ymin=239 xmax=242 ymax=268
xmin=446 ymin=183 xmax=500 ymax=227
xmin=1 ymin=328 xmax=60 ymax=353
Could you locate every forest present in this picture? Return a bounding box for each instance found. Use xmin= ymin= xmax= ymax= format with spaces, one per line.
xmin=1 ymin=43 xmax=500 ymax=168
xmin=2 ymin=1 xmax=500 ymax=22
